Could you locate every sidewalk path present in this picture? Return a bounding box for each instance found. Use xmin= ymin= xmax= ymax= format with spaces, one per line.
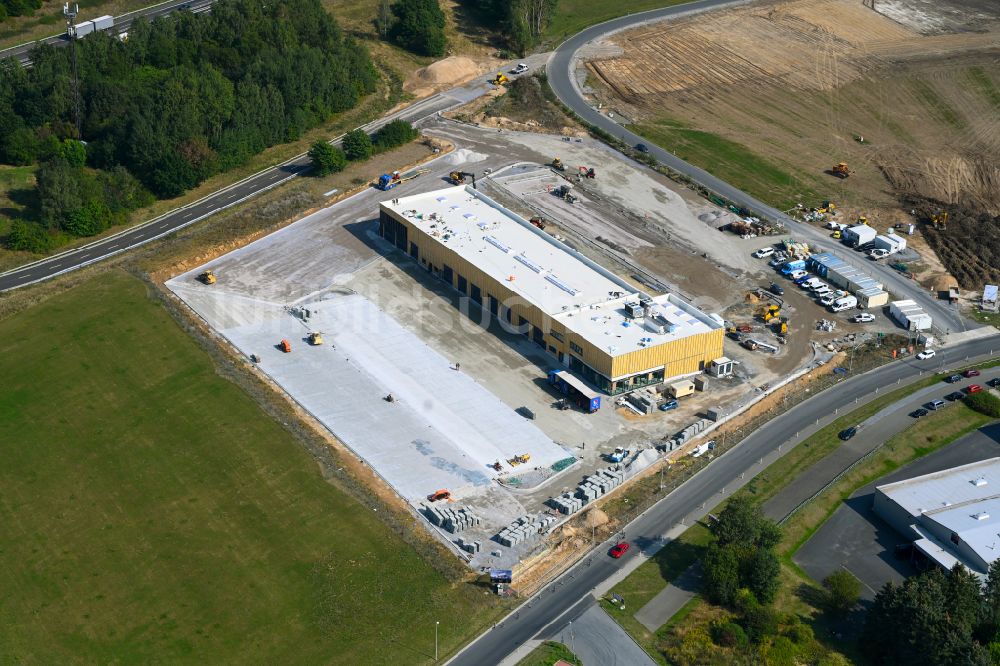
xmin=633 ymin=563 xmax=702 ymax=632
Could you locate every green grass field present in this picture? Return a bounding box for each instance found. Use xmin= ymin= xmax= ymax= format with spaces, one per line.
xmin=0 ymin=271 xmax=496 ymax=664
xmin=543 ymin=0 xmax=692 ymax=46
xmin=516 ymin=641 xmax=582 ymax=666
xmin=634 ymin=117 xmax=824 ymax=211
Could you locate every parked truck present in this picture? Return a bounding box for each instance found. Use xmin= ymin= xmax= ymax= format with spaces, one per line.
xmin=71 ymin=14 xmax=113 ymax=38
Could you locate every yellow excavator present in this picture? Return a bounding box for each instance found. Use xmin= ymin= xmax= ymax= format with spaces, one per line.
xmin=308 ymin=332 xmax=324 ymax=346
xmin=198 ymin=270 xmax=216 ymax=285
xmin=491 ymin=72 xmax=509 ymax=86
xmin=762 ymin=304 xmax=781 ymax=323
xmin=832 ymin=162 xmax=853 ymax=178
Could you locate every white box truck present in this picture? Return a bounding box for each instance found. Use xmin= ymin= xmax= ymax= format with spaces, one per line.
xmin=830 ymin=295 xmax=858 ymax=312
xmin=92 ymin=15 xmax=114 ymax=31
xmin=73 ymin=20 xmax=96 ymax=37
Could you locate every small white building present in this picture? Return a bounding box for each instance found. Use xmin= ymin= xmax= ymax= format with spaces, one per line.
xmin=889 ymin=299 xmax=932 ymax=331
xmin=843 ymin=224 xmax=876 ymax=247
xmin=874 ymin=458 xmax=1000 ymax=579
xmin=872 ymin=233 xmax=907 ymax=254
xmin=857 ymin=287 xmax=889 ymax=309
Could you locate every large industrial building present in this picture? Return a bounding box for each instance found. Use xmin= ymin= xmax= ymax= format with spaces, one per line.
xmin=378 ymin=186 xmax=725 ymax=395
xmin=874 ymin=458 xmax=1000 ymax=579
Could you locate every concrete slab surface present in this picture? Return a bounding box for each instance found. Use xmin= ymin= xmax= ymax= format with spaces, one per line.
xmin=633 ymin=563 xmax=702 ymax=632
xmin=551 ymin=603 xmax=657 ymax=666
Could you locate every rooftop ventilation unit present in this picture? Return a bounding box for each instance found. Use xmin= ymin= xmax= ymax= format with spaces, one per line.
xmin=624 ymin=302 xmax=645 ymax=319
xmin=484 ymin=235 xmax=510 ymax=253
xmin=974 ymin=477 xmax=989 ymax=487
xmin=545 ymin=274 xmax=579 ymax=295
xmin=974 ymin=512 xmax=991 ymax=521
xmin=515 ymin=254 xmax=544 ymax=273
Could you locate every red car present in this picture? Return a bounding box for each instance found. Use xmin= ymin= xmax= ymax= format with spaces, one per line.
xmin=964 ymin=369 xmax=981 ymax=378
xmin=609 ymin=542 xmax=630 ymax=558
xmin=966 ymin=384 xmax=983 ymax=394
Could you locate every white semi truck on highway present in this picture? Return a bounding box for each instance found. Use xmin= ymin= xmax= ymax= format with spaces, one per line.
xmin=68 ymin=14 xmax=114 ymax=38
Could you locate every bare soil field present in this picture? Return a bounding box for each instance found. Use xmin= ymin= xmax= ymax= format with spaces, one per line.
xmin=585 ymin=0 xmax=1000 ymax=287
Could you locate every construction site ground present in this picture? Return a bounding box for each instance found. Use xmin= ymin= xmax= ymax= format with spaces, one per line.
xmin=165 ymin=117 xmax=899 ymax=574
xmin=582 ymin=0 xmax=1000 ymax=294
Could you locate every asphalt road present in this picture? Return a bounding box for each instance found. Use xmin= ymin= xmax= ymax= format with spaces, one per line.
xmin=545 ymin=0 xmax=971 ymax=335
xmin=0 ymin=0 xmax=214 ymax=66
xmin=447 ymin=335 xmax=1000 ymax=665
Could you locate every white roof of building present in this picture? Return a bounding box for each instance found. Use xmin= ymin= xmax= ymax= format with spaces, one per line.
xmin=382 ymin=187 xmax=721 ymax=359
xmin=878 ymin=458 xmax=1000 ymax=517
xmin=879 ymin=458 xmax=1000 ymax=574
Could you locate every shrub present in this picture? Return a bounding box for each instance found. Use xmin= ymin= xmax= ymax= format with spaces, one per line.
xmin=964 ymin=391 xmax=1000 ymax=417
xmin=5 ymin=220 xmax=56 ymax=253
xmin=374 ymin=120 xmax=418 ymax=151
xmin=784 ymin=621 xmax=814 ymax=645
xmin=308 ymin=141 xmax=347 ymax=176
xmin=823 ymin=570 xmax=861 ymax=616
xmin=342 ymin=129 xmax=374 ymax=161
xmin=741 ymin=604 xmax=778 ymax=643
xmin=710 ymin=620 xmax=748 ymax=647
xmin=765 ymin=635 xmax=799 ymax=666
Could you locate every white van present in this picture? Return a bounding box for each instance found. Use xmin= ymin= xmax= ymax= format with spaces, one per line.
xmin=754 ymin=247 xmax=775 ymax=258
xmin=813 ymin=285 xmax=832 ymax=297
xmin=800 ymin=277 xmax=822 ymax=289
xmin=830 ymin=295 xmax=858 ymax=312
xmin=809 ymin=281 xmax=829 ymax=292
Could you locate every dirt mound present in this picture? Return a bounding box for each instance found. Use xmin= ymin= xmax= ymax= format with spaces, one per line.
xmin=880 ymin=151 xmax=1000 ymax=216
xmin=583 ymin=508 xmax=609 ymax=528
xmin=911 ymin=196 xmax=1000 ymax=288
xmin=404 ymin=56 xmax=496 ymax=97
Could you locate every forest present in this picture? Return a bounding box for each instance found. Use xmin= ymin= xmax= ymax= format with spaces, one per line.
xmin=0 ymin=0 xmax=377 ymax=251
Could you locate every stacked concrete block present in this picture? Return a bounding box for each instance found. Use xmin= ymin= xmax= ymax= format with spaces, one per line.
xmin=573 ymin=466 xmax=624 ymax=504
xmin=494 ymin=514 xmax=553 ymax=547
xmin=421 ymin=504 xmax=481 ymax=534
xmin=456 ymin=537 xmax=482 ymax=554
xmin=548 ymin=492 xmax=584 ymax=515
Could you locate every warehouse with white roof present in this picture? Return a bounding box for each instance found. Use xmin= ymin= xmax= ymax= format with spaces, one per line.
xmin=379 ymin=185 xmax=725 ymax=394
xmin=874 ymin=458 xmax=1000 ymax=578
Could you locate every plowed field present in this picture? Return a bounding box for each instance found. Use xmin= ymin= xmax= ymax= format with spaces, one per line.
xmin=586 ymin=0 xmax=1000 ymax=284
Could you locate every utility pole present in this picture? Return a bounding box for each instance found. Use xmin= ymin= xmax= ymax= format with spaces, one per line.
xmin=64 ymin=3 xmax=83 ymax=136
xmin=435 ymin=621 xmax=439 ymax=661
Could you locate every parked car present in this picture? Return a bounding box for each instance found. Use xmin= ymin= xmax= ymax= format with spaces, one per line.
xmin=813 ymin=285 xmax=832 ymax=297
xmin=964 ymin=369 xmax=981 ymax=378
xmin=839 ymin=426 xmax=859 ymax=441
xmin=809 ymin=281 xmax=830 ymax=292
xmin=791 ymin=273 xmax=811 ymax=284
xmin=659 ymin=399 xmax=679 ymax=412
xmin=988 ymin=378 xmax=1000 ymax=388
xmin=910 ymin=408 xmax=929 ymax=418
xmin=869 ymin=249 xmax=890 ymax=260
xmin=768 ymin=257 xmax=785 ymax=268
xmin=966 ymin=384 xmax=983 ymax=394
xmin=769 ymin=282 xmax=784 ymax=296
xmin=820 ymin=292 xmax=846 ymax=307
xmin=754 ymin=247 xmax=775 ymax=258
xmin=512 ymin=63 xmax=529 ymax=74
xmin=916 ymin=349 xmax=936 ymax=360
xmin=610 ymin=542 xmax=630 ymax=558
xmin=852 ymin=313 xmax=875 ymax=323
xmin=945 ymin=374 xmax=963 ymax=383
xmin=635 ymin=143 xmax=649 ymax=153
xmin=926 ymin=399 xmax=946 ymax=410
xmin=946 ymin=391 xmax=965 ymax=401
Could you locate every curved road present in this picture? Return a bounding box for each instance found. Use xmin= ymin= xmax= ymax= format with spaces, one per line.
xmin=448 ymin=332 xmax=1000 ymax=665
xmin=546 ymin=0 xmax=971 ymax=335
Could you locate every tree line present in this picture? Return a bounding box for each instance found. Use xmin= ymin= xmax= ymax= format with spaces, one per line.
xmin=462 ymin=0 xmax=557 ymax=55
xmin=308 ymin=121 xmax=419 ymax=176
xmin=0 ymin=0 xmax=377 ymax=252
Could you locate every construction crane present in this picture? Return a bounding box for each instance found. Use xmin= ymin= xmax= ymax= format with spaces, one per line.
xmin=197 ymin=270 xmax=216 ymax=285
xmin=831 ymin=162 xmax=853 ymax=178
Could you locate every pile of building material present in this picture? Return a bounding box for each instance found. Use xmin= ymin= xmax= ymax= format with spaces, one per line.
xmin=666 ymin=418 xmax=713 ymax=450
xmin=548 ymin=492 xmax=585 ymax=515
xmin=781 ymin=240 xmax=811 ymax=259
xmin=455 ymin=537 xmax=482 ymax=554
xmin=494 ymin=514 xmax=558 ymax=547
xmin=574 ymin=467 xmax=625 ymax=504
xmin=422 ymin=504 xmax=483 ymax=534
xmin=624 ymin=388 xmax=658 ymax=415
